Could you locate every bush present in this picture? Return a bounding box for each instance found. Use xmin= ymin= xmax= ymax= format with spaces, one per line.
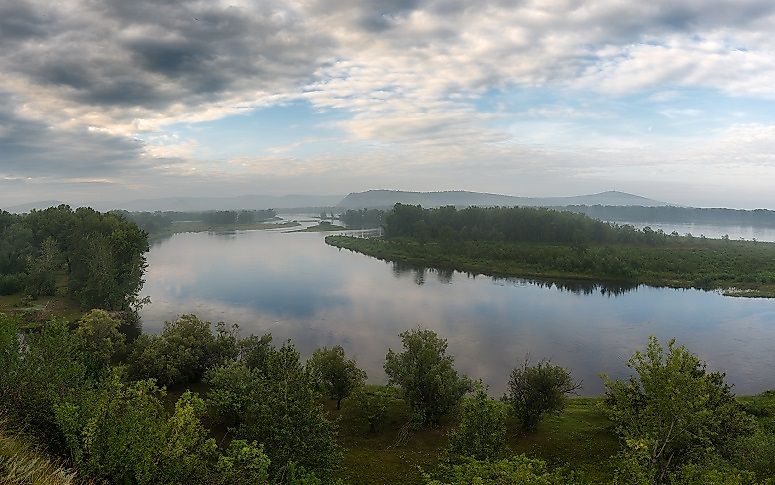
xmin=384 ymin=328 xmax=472 ymax=425
xmin=447 ymin=383 xmax=507 ymax=461
xmin=506 ymin=359 xmax=579 ymax=431
xmin=342 ymin=385 xmax=397 ymax=434
xmin=603 ymin=337 xmax=756 ymax=482
xmin=0 ymin=317 xmax=89 ymax=445
xmin=0 ymin=274 xmax=24 ymax=295
xmin=75 ymin=309 xmax=125 ymax=373
xmin=206 ymin=340 xmax=341 ymax=479
xmin=424 ymin=455 xmax=587 ymax=484
xmin=54 ymin=374 xmax=270 ymax=484
xmin=308 ymin=345 xmax=367 ymax=409
xmin=128 ymin=315 xmax=238 ymax=386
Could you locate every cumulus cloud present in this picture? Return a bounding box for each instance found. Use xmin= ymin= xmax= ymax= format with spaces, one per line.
xmin=1 ymin=0 xmax=775 ymax=206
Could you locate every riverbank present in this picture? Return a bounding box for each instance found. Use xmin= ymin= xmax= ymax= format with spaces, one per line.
xmin=325 ymin=236 xmax=775 ymax=297
xmin=147 ymin=220 xmax=301 ymax=240
xmin=288 ymin=221 xmax=347 ymax=232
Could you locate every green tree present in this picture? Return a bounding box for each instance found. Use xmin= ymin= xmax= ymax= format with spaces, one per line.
xmin=447 ymin=383 xmax=507 ymax=460
xmin=384 ymin=328 xmax=472 ymax=425
xmin=54 ymin=374 xmax=270 ymax=484
xmin=128 ymin=315 xmax=238 ymax=386
xmin=74 ymin=309 xmax=125 ymax=372
xmin=308 ymin=345 xmax=367 ymax=409
xmin=0 ymin=317 xmax=89 ymax=445
xmin=506 ymin=359 xmax=579 ymax=431
xmin=342 ymin=386 xmax=396 ymax=434
xmin=603 ymin=337 xmax=755 ymax=483
xmin=24 ymin=237 xmax=60 ymax=298
xmin=206 ymin=340 xmax=341 ymax=479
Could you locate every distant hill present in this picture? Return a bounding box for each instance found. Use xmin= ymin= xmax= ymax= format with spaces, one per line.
xmin=106 ymin=194 xmax=344 ymax=212
xmin=338 ymin=190 xmax=670 ymax=209
xmin=3 ymin=200 xmax=66 ymax=213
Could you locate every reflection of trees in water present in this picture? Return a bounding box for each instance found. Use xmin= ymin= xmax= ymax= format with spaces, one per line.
xmin=492 ymin=277 xmax=639 ymax=296
xmin=388 ymin=260 xmax=639 ymax=295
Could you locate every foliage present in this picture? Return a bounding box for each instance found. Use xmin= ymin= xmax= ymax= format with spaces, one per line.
xmin=54 ymin=374 xmax=271 ymax=484
xmin=384 ymin=328 xmax=472 ymax=425
xmin=384 ymin=204 xmax=676 ymax=246
xmin=128 ymin=314 xmax=238 ymax=386
xmin=506 ymin=360 xmax=580 ymax=431
xmin=603 ymin=336 xmax=756 ymax=482
xmin=424 ymin=455 xmax=587 ymax=485
xmin=74 ymin=309 xmax=125 ymax=372
xmin=340 ymin=209 xmax=385 ymax=229
xmin=0 ymin=206 xmax=148 ymax=310
xmin=0 ymin=316 xmax=90 ymax=445
xmin=326 ymin=234 xmax=775 ymax=295
xmin=308 ymin=345 xmax=367 ymax=409
xmin=447 ymin=383 xmax=507 ymax=460
xmin=342 ymin=385 xmax=398 ymax=434
xmin=206 ymin=340 xmax=341 ymax=479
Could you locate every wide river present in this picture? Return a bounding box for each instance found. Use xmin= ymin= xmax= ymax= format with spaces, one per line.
xmin=140 ymin=222 xmax=775 ymax=396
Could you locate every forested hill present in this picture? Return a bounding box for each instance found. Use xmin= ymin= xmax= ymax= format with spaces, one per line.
xmin=338 ymin=189 xmax=668 ymax=209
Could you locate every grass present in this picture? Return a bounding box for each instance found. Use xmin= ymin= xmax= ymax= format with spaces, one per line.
xmin=0 ymin=293 xmax=83 ymax=325
xmin=0 ymin=419 xmax=77 ymax=485
xmin=326 ymin=235 xmax=775 ymax=298
xmin=329 ymin=388 xmax=618 ymax=484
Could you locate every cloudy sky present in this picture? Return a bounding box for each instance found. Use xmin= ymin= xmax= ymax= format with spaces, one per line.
xmin=2 ymin=0 xmax=775 ymax=208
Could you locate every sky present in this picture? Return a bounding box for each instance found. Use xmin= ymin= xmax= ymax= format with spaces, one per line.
xmin=2 ymin=0 xmax=775 ymax=209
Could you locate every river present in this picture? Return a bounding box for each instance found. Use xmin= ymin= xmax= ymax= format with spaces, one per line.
xmin=140 ymin=222 xmax=775 ymax=395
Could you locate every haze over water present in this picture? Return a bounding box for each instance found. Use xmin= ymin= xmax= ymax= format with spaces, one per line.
xmin=140 ymin=224 xmax=775 ymax=396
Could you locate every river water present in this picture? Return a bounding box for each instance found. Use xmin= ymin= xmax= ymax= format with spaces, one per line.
xmin=140 ymin=222 xmax=775 ymax=395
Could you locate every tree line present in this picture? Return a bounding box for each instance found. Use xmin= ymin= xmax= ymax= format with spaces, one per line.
xmin=557 ymin=204 xmax=775 ymax=227
xmin=0 ymin=206 xmax=148 ymax=310
xmin=1 ymin=310 xmax=773 ymax=484
xmin=383 ymin=204 xmax=678 ymax=246
xmin=120 ymin=209 xmax=278 ymax=235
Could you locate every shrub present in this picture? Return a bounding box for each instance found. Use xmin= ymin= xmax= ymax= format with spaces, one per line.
xmin=128 ymin=315 xmax=238 ymax=386
xmin=603 ymin=337 xmax=756 ymax=482
xmin=506 ymin=359 xmax=579 ymax=431
xmin=308 ymin=345 xmax=367 ymax=409
xmin=54 ymin=374 xmax=270 ymax=484
xmin=342 ymin=385 xmax=397 ymax=434
xmin=75 ymin=309 xmax=125 ymax=373
xmin=384 ymin=328 xmax=472 ymax=425
xmin=207 ymin=340 xmax=341 ymax=479
xmin=424 ymin=455 xmax=587 ymax=484
xmin=0 ymin=317 xmax=89 ymax=445
xmin=447 ymin=384 xmax=507 ymax=460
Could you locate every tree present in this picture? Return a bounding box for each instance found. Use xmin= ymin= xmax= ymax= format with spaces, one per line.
xmin=447 ymin=383 xmax=507 ymax=460
xmin=206 ymin=340 xmax=341 ymax=479
xmin=343 ymin=386 xmax=396 ymax=434
xmin=384 ymin=328 xmax=472 ymax=425
xmin=506 ymin=359 xmax=579 ymax=431
xmin=75 ymin=309 xmax=125 ymax=372
xmin=308 ymin=346 xmax=367 ymax=409
xmin=24 ymin=237 xmax=60 ymax=298
xmin=603 ymin=337 xmax=756 ymax=483
xmin=128 ymin=315 xmax=238 ymax=386
xmin=54 ymin=374 xmax=270 ymax=484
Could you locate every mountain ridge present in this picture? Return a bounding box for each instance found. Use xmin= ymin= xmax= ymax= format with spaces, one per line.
xmin=338 ymin=189 xmax=670 ymax=209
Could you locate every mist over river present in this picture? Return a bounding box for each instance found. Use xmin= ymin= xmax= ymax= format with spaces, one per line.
xmin=140 ymin=224 xmax=775 ymax=395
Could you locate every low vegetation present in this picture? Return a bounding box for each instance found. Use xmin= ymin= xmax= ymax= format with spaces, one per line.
xmin=2 ymin=305 xmax=774 ymax=484
xmin=326 ymin=204 xmax=775 ymax=296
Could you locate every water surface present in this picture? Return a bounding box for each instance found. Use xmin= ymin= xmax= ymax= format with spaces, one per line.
xmin=140 ymin=227 xmax=775 ymax=395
